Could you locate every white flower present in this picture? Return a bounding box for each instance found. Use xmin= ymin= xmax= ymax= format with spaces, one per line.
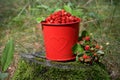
xmin=90 ymin=33 xmax=93 ymax=36
xmin=106 ymin=42 xmax=109 ymax=45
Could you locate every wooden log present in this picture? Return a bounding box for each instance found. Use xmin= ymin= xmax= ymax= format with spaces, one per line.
xmin=12 ymin=52 xmax=110 ymax=80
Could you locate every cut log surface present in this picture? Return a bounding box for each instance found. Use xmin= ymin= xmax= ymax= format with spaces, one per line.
xmin=21 ymin=52 xmax=88 ymax=70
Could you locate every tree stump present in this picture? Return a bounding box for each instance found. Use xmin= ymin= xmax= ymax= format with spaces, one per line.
xmin=12 ymin=52 xmax=110 ymax=80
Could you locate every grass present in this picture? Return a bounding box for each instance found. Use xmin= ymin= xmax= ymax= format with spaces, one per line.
xmin=0 ymin=0 xmax=120 ymax=80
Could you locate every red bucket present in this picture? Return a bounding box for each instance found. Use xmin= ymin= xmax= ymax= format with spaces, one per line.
xmin=41 ymin=21 xmax=80 ymax=61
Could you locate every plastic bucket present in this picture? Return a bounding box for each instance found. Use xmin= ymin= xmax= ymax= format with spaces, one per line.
xmin=41 ymin=21 xmax=80 ymax=61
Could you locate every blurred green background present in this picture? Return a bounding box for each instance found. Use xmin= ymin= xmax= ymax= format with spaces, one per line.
xmin=0 ymin=0 xmax=120 ymax=80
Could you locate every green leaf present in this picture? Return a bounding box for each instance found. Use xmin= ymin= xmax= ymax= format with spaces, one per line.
xmin=78 ymin=36 xmax=82 ymax=41
xmin=64 ymin=5 xmax=72 ymax=13
xmin=86 ymin=52 xmax=93 ymax=56
xmin=81 ymin=30 xmax=89 ymax=37
xmin=0 ymin=72 xmax=8 ymax=80
xmin=72 ymin=43 xmax=84 ymax=54
xmin=72 ymin=44 xmax=77 ymax=54
xmin=72 ymin=9 xmax=84 ymax=17
xmin=78 ymin=30 xmax=89 ymax=41
xmin=78 ymin=53 xmax=84 ymax=57
xmin=36 ymin=17 xmax=45 ymax=23
xmin=1 ymin=38 xmax=14 ymax=72
xmin=97 ymin=50 xmax=104 ymax=56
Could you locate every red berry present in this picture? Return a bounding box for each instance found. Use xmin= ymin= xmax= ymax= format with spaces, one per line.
xmin=94 ymin=53 xmax=97 ymax=56
xmin=83 ymin=54 xmax=90 ymax=59
xmin=85 ymin=36 xmax=90 ymax=41
xmin=45 ymin=9 xmax=80 ymax=24
xmin=95 ymin=44 xmax=100 ymax=49
xmin=85 ymin=45 xmax=90 ymax=50
xmin=50 ymin=20 xmax=54 ymax=23
xmin=67 ymin=13 xmax=71 ymax=17
xmin=82 ymin=37 xmax=85 ymax=40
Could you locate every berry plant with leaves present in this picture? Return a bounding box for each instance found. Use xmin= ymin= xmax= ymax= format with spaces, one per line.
xmin=72 ymin=30 xmax=104 ymax=64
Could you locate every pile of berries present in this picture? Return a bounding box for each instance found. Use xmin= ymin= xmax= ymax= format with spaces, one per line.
xmin=45 ymin=10 xmax=80 ymax=24
xmin=72 ymin=31 xmax=104 ymax=64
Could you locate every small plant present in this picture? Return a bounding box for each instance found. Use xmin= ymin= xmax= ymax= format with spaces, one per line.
xmin=72 ymin=30 xmax=104 ymax=64
xmin=0 ymin=38 xmax=14 ymax=80
xmin=63 ymin=4 xmax=84 ymax=18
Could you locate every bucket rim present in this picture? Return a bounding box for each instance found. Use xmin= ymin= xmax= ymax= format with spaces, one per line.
xmin=41 ymin=21 xmax=80 ymax=26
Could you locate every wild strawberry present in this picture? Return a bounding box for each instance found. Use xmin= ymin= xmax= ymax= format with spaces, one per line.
xmin=78 ymin=41 xmax=84 ymax=45
xmin=95 ymin=44 xmax=100 ymax=49
xmin=93 ymin=53 xmax=97 ymax=56
xmin=45 ymin=9 xmax=80 ymax=24
xmin=85 ymin=45 xmax=90 ymax=50
xmin=64 ymin=12 xmax=68 ymax=16
xmin=76 ymin=18 xmax=80 ymax=22
xmin=82 ymin=37 xmax=85 ymax=40
xmin=85 ymin=36 xmax=90 ymax=41
xmin=83 ymin=54 xmax=90 ymax=59
xmin=50 ymin=20 xmax=54 ymax=23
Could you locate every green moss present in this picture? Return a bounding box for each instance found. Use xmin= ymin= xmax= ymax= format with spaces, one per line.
xmin=12 ymin=59 xmax=110 ymax=80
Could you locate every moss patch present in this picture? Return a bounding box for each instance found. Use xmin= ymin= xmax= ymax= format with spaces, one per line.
xmin=12 ymin=59 xmax=110 ymax=80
